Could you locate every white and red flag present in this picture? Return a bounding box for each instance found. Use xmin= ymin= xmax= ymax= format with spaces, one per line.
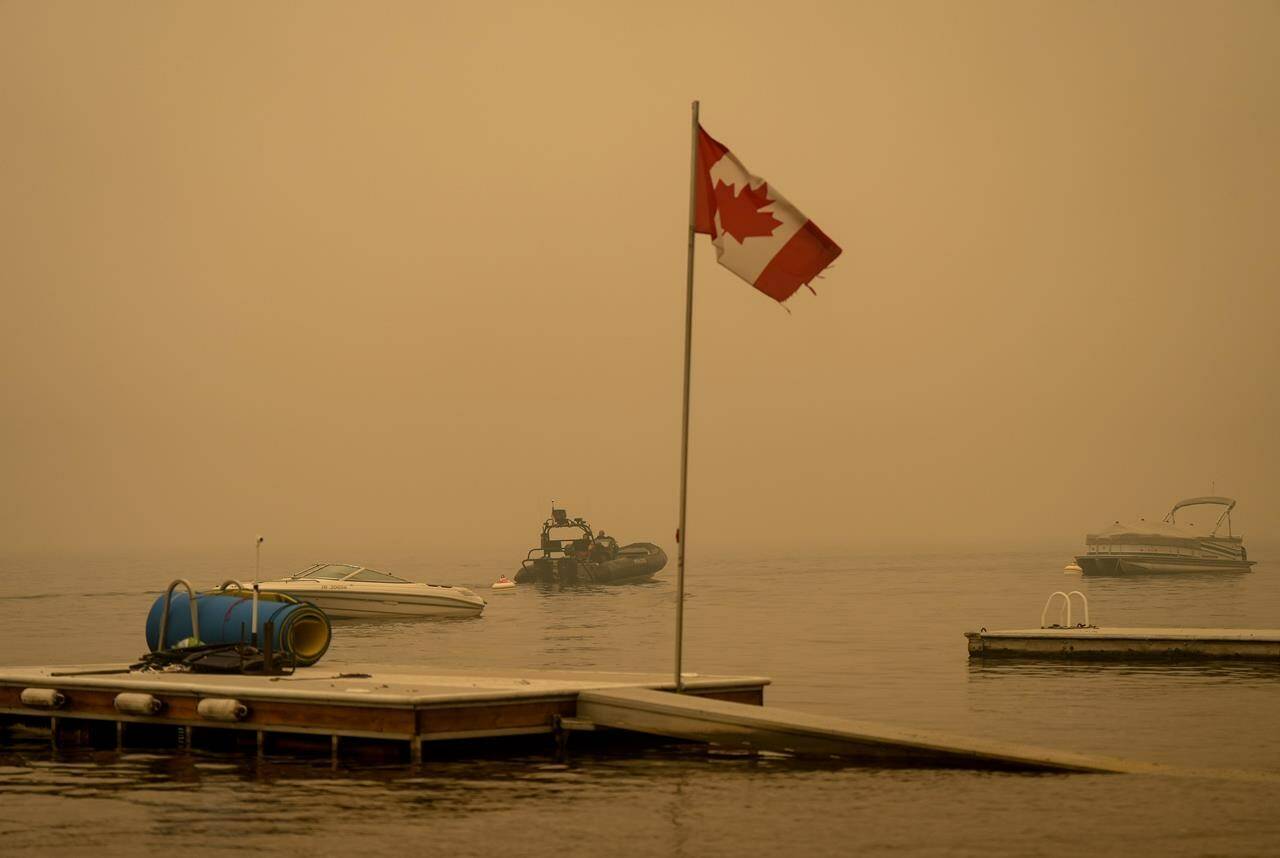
xmin=693 ymin=126 xmax=841 ymax=303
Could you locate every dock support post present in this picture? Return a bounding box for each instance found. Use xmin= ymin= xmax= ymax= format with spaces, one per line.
xmin=256 ymin=730 xmax=264 ymax=758
xmin=410 ymin=735 xmax=423 ymax=766
xmin=330 ymin=734 xmax=339 ymax=768
xmin=116 ymin=721 xmax=124 ymax=750
xmin=49 ymin=716 xmax=58 ymax=750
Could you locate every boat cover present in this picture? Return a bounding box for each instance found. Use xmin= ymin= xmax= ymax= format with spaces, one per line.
xmin=1086 ymin=519 xmax=1243 ymax=547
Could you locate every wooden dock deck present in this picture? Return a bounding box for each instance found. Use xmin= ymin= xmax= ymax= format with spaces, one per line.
xmin=0 ymin=664 xmax=766 ymax=760
xmin=0 ymin=661 xmax=1153 ymax=773
xmin=967 ymin=627 xmax=1280 ymax=660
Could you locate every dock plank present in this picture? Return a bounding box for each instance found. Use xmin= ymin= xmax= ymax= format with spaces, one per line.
xmin=578 ymin=687 xmax=1153 ymax=773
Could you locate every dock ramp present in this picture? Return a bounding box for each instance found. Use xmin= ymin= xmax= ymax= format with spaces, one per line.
xmin=578 ymin=688 xmax=1147 ymax=773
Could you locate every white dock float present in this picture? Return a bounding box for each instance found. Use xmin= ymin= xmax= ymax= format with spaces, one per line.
xmin=967 ymin=628 xmax=1280 ymax=660
xmin=578 ymin=687 xmax=1149 ymax=773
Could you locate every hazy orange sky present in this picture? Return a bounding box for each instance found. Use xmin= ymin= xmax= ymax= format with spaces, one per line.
xmin=2 ymin=1 xmax=1277 ymax=557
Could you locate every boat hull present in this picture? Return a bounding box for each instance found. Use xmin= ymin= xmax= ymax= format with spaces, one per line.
xmin=515 ymin=543 xmax=667 ymax=585
xmin=256 ymin=587 xmax=484 ymax=619
xmin=1074 ymin=555 xmax=1255 ymax=575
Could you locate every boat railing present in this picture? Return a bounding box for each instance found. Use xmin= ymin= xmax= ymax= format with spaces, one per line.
xmin=1040 ymin=590 xmax=1092 ymax=629
xmin=523 ymin=547 xmax=563 ymax=568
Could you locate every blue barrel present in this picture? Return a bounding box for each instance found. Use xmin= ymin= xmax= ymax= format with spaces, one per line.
xmin=145 ymin=592 xmax=331 ymax=667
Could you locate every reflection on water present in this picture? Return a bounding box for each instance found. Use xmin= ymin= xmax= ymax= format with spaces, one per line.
xmin=1 ymin=547 xmax=1278 ymax=856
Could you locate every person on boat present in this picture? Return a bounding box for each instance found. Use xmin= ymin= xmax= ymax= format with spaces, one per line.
xmin=588 ymin=533 xmax=608 ymax=563
xmin=589 ymin=530 xmax=618 ymax=562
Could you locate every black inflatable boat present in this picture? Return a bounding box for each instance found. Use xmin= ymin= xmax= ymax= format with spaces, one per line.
xmin=514 ymin=508 xmax=667 ymax=585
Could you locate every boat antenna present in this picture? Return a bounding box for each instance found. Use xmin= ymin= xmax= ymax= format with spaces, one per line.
xmin=256 ymin=535 xmax=265 ymax=580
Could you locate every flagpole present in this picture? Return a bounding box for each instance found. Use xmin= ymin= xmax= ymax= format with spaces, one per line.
xmin=675 ymin=99 xmax=699 ymax=693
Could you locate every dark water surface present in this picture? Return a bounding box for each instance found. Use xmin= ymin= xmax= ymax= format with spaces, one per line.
xmin=2 ymin=547 xmax=1279 ymax=856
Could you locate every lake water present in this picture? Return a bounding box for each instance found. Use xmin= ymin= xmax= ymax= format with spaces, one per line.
xmin=2 ymin=546 xmax=1278 ymax=856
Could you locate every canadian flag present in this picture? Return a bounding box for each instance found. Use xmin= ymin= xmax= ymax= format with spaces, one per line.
xmin=694 ymin=126 xmax=841 ymax=303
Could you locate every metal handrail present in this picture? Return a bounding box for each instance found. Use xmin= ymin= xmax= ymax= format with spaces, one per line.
xmin=1067 ymin=590 xmax=1090 ymax=627
xmin=1040 ymin=590 xmax=1093 ymax=629
xmin=157 ymin=579 xmax=200 ymax=651
xmin=1040 ymin=591 xmax=1071 ymax=629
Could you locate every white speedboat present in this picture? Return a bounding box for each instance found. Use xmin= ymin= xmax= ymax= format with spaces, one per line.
xmin=255 ymin=564 xmax=485 ymax=618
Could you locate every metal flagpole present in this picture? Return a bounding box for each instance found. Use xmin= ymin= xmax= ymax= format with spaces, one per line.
xmin=675 ymin=99 xmax=700 ymax=693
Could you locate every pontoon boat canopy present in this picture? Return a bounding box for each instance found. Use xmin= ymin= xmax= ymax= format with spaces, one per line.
xmin=1086 ymin=518 xmax=1242 ymax=546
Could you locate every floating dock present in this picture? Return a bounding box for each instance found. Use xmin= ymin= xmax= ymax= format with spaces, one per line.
xmin=0 ymin=662 xmax=1144 ymax=772
xmin=0 ymin=664 xmax=765 ymax=762
xmin=967 ymin=627 xmax=1280 ymax=660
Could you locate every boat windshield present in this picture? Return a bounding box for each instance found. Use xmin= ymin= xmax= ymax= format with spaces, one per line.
xmin=344 ymin=568 xmax=412 ymax=584
xmin=294 ymin=564 xmax=361 ymax=580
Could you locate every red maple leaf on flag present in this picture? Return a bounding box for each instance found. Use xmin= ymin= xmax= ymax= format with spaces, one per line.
xmin=712 ymin=180 xmax=782 ymax=243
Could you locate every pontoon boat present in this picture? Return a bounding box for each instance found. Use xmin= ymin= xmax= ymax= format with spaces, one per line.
xmin=1075 ymin=496 xmax=1256 ymax=575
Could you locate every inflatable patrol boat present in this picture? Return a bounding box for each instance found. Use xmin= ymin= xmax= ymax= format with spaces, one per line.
xmin=513 ymin=508 xmax=667 ymax=585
